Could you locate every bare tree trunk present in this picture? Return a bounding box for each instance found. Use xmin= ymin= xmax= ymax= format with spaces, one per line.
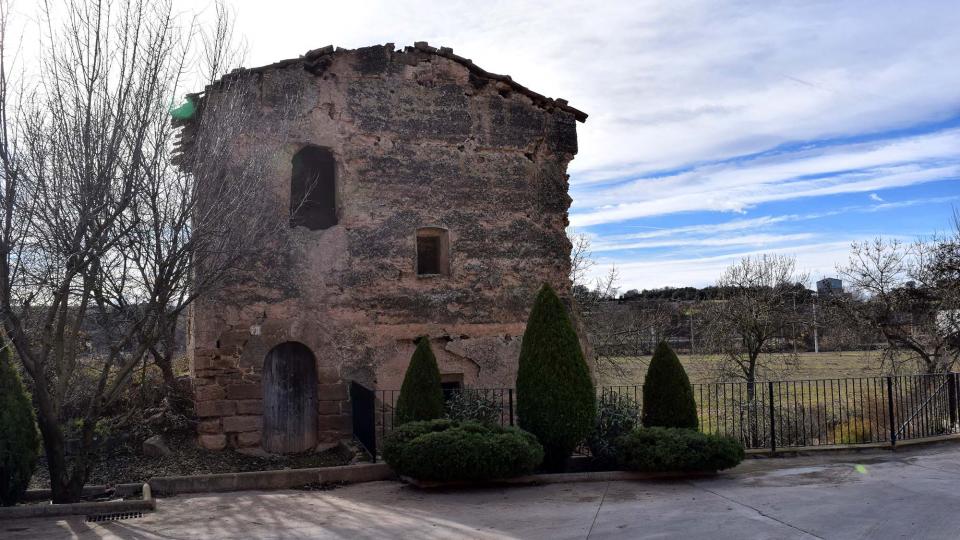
xmin=0 ymin=0 xmax=271 ymax=502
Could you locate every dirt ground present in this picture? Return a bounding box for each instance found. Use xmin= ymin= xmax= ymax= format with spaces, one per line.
xmin=596 ymin=351 xmax=886 ymax=387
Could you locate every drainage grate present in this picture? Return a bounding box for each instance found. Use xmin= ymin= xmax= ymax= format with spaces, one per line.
xmin=86 ymin=511 xmax=144 ymax=523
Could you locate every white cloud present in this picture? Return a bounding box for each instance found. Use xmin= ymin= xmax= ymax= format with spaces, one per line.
xmin=592 ymin=233 xmax=815 ymax=252
xmin=183 ymin=1 xmax=960 ymax=182
xmin=570 ymin=129 xmax=960 ymax=226
xmin=869 ymin=193 xmax=884 ymax=202
xmin=161 ymin=0 xmax=959 ymax=288
xmin=588 ymin=241 xmax=871 ymax=291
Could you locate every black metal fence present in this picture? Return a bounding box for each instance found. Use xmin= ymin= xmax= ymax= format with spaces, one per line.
xmin=353 ymin=373 xmax=960 ymax=456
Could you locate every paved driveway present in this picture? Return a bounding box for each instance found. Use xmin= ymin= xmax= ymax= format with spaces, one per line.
xmin=6 ymin=442 xmax=960 ymax=539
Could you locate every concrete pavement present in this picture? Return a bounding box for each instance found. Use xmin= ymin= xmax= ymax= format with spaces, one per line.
xmin=6 ymin=442 xmax=960 ymax=539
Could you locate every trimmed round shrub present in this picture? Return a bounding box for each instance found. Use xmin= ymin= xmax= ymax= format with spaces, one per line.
xmin=516 ymin=284 xmax=595 ymax=470
xmin=642 ymin=342 xmax=698 ymax=429
xmin=587 ymin=395 xmax=639 ymax=469
xmin=616 ymin=427 xmax=744 ymax=473
xmin=383 ymin=419 xmax=544 ymax=482
xmin=394 ymin=338 xmax=445 ymax=425
xmin=0 ymin=343 xmax=40 ymax=506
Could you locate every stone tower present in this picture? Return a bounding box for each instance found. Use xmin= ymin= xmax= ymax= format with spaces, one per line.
xmin=175 ymin=42 xmax=586 ymax=452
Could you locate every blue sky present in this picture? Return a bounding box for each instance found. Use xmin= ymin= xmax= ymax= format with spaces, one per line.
xmin=160 ymin=1 xmax=960 ymax=287
xmin=571 ymin=117 xmax=960 ymax=288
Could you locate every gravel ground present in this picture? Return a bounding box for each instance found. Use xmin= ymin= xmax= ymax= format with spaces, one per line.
xmin=29 ymin=435 xmax=354 ymax=488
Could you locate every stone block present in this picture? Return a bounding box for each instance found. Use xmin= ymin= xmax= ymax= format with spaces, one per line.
xmin=237 ymin=399 xmax=263 ymax=415
xmin=317 ymin=414 xmax=352 ymax=432
xmin=222 ymin=415 xmax=262 ymax=433
xmin=216 ymin=372 xmax=242 ymax=384
xmin=316 ymin=366 xmax=340 ymax=384
xmin=316 ymin=383 xmax=348 ymax=401
xmin=196 ymin=355 xmax=236 ymax=371
xmin=316 ymin=400 xmax=341 ymax=415
xmin=237 ymin=431 xmax=262 ymax=447
xmin=198 ymin=434 xmax=226 ymax=450
xmin=317 ymin=430 xmax=342 ymax=444
xmin=196 ymin=400 xmax=236 ymax=418
xmin=226 ymin=383 xmax=262 ymax=400
xmin=194 ymin=385 xmax=226 ymax=402
xmin=198 ymin=419 xmax=221 ymax=434
xmin=142 ymin=435 xmax=172 ymax=457
xmin=217 ymin=330 xmax=249 ymax=353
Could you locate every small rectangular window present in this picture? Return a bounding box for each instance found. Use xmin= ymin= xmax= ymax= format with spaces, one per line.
xmin=417 ymin=236 xmax=440 ymax=274
xmin=416 ymin=228 xmax=449 ymax=276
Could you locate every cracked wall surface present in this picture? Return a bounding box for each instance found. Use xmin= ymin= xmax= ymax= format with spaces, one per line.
xmin=180 ymin=43 xmax=585 ymax=451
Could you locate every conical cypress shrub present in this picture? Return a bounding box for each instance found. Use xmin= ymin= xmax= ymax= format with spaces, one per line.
xmin=395 ymin=338 xmax=445 ymax=425
xmin=642 ymin=342 xmax=698 ymax=429
xmin=516 ymin=284 xmax=595 ymax=471
xmin=0 ymin=343 xmax=40 ymax=506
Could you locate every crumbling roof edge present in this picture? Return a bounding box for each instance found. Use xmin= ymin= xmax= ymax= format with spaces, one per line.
xmin=189 ymin=42 xmax=587 ymax=123
xmin=408 ymin=42 xmax=587 ymax=123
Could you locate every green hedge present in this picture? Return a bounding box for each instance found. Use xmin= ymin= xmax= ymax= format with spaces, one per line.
xmin=394 ymin=338 xmax=445 ymax=425
xmin=0 ymin=343 xmax=40 ymax=506
xmin=616 ymin=427 xmax=744 ymax=473
xmin=445 ymin=389 xmax=502 ymax=425
xmin=516 ymin=284 xmax=595 ymax=470
xmin=383 ymin=419 xmax=544 ymax=482
xmin=587 ymin=396 xmax=639 ymax=469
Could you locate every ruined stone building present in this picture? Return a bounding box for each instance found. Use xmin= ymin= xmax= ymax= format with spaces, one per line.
xmin=176 ymin=42 xmax=586 ymax=452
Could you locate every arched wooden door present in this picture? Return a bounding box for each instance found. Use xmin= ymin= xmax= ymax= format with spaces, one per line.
xmin=262 ymin=342 xmax=319 ymax=453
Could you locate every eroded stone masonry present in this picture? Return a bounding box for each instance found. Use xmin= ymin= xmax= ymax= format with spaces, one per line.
xmin=176 ymin=42 xmax=586 ymax=452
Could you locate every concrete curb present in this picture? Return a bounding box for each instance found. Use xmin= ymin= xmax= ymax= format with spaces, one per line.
xmin=0 ymin=483 xmax=154 ymax=520
xmin=147 ymin=462 xmax=395 ymax=496
xmin=22 ymin=483 xmax=143 ymax=502
xmin=745 ymin=432 xmax=960 ymax=457
xmin=401 ymin=470 xmax=719 ymax=489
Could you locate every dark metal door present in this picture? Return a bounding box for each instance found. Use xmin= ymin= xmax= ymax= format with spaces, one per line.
xmin=350 ymin=382 xmax=377 ymax=461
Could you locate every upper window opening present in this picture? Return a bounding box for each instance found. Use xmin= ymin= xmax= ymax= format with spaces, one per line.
xmin=416 ymin=227 xmax=449 ymax=276
xmin=290 ymin=146 xmax=336 ymax=230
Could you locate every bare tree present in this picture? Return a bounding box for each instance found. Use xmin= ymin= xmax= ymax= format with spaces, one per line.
xmin=0 ymin=0 xmax=289 ymax=502
xmin=700 ymin=254 xmax=809 ymax=390
xmin=569 ymin=231 xmax=594 ymax=302
xmin=695 ymin=254 xmax=808 ymax=446
xmin=839 ymin=237 xmax=960 ymax=373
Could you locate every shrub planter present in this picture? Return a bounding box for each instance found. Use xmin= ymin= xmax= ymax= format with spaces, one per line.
xmin=21 ymin=483 xmax=144 ymax=502
xmin=383 ymin=420 xmax=543 ymax=483
xmin=147 ymin=462 xmax=394 ymax=496
xmin=401 ymin=469 xmax=719 ymax=489
xmin=0 ymin=483 xmax=154 ymax=520
xmin=616 ymin=427 xmax=745 ymax=473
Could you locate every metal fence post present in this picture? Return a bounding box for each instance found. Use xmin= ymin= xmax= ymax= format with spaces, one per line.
xmin=887 ymin=376 xmax=897 ymax=448
xmin=949 ymin=373 xmax=959 ymax=430
xmin=768 ymin=381 xmax=776 ymax=453
xmin=508 ymin=389 xmax=515 ymax=426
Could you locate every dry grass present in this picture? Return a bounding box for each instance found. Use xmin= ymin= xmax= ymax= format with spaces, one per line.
xmin=596 ymin=351 xmax=887 ymax=387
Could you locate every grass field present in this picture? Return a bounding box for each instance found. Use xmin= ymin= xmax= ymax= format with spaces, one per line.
xmin=596 ymin=351 xmax=887 ymax=387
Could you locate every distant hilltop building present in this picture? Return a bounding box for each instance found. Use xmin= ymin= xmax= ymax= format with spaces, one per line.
xmin=816 ymin=277 xmax=843 ymax=296
xmin=174 ymin=42 xmax=586 ymax=453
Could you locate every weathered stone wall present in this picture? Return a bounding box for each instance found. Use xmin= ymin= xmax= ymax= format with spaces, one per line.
xmin=184 ymin=43 xmax=584 ymax=451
